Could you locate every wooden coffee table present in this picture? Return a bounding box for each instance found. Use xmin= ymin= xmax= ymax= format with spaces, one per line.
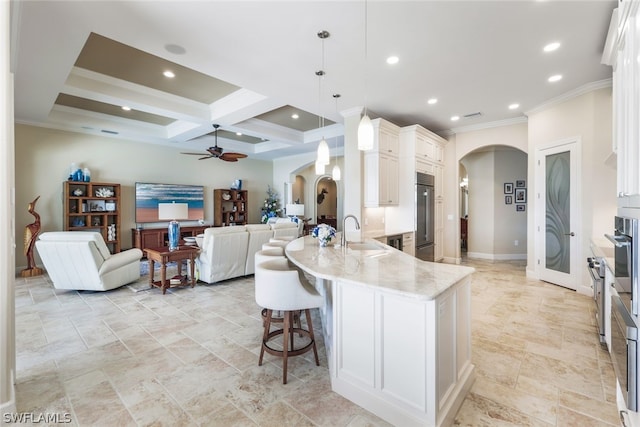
xmin=144 ymin=245 xmax=200 ymax=294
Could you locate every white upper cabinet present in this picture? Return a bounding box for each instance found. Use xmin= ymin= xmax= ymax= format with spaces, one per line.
xmin=405 ymin=125 xmax=445 ymax=164
xmin=364 ymin=119 xmax=400 ymax=207
xmin=604 ymin=3 xmax=640 ymax=204
xmin=372 ymin=118 xmax=400 ymax=157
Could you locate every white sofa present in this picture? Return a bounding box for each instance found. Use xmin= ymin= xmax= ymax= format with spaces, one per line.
xmin=271 ymin=220 xmax=300 ymax=240
xmin=35 ymin=231 xmax=143 ymax=291
xmin=195 ymin=221 xmax=302 ymax=284
xmin=195 ymin=226 xmax=249 ymax=284
xmin=244 ymin=224 xmax=274 ymax=275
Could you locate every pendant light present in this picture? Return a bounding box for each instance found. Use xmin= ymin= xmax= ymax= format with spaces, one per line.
xmin=316 ymin=30 xmax=331 ymax=168
xmin=358 ymin=0 xmax=374 ymax=151
xmin=332 ymin=94 xmax=342 ymax=181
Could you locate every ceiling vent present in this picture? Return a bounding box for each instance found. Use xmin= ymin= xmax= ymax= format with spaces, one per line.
xmin=463 ymin=112 xmax=482 ymax=119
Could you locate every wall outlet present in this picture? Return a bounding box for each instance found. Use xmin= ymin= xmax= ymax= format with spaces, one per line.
xmin=514 ymin=240 xmax=519 ymax=246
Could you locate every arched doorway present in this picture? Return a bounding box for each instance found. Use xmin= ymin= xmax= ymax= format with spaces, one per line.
xmin=316 ymin=176 xmax=337 ymax=229
xmin=459 ymin=145 xmax=527 ymax=261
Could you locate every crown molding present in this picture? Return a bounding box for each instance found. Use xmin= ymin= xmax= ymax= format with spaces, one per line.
xmin=525 ymin=79 xmax=612 ymax=116
xmin=450 ymin=116 xmax=528 ymax=135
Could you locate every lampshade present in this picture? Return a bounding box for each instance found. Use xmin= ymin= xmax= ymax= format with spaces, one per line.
xmin=158 ymin=203 xmax=189 ymax=220
xmin=286 ymin=203 xmax=305 ymax=216
xmin=332 ymin=164 xmax=341 ymax=181
xmin=358 ymin=114 xmax=374 ymax=151
xmin=317 ymin=138 xmax=330 ymax=165
xmin=315 ymin=160 xmax=325 ymax=175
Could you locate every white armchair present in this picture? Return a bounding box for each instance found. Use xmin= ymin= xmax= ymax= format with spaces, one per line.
xmin=35 ymin=231 xmax=143 ymax=291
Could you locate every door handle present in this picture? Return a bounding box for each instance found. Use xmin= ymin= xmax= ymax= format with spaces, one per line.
xmin=564 ymin=232 xmax=575 ymax=236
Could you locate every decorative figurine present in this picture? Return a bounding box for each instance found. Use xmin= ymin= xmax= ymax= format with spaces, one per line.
xmin=20 ymin=196 xmax=43 ymax=277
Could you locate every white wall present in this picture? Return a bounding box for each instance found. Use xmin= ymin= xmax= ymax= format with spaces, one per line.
xmin=493 ymin=149 xmax=528 ymax=257
xmin=14 ymin=124 xmax=273 ymax=269
xmin=527 ymin=87 xmax=615 ymax=292
xmin=1 ymin=0 xmax=16 ymax=413
xmin=462 ymin=151 xmax=496 ymax=257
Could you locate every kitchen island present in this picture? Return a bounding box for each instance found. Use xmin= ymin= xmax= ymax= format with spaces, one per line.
xmin=285 ymin=236 xmax=475 ymax=427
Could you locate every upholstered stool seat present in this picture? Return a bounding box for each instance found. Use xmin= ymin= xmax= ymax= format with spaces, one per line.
xmin=254 ymin=248 xmax=302 ymax=345
xmin=255 ymin=258 xmax=323 ymax=384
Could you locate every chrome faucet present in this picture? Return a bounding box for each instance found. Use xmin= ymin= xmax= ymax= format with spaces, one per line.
xmin=341 ymin=214 xmax=361 ymax=248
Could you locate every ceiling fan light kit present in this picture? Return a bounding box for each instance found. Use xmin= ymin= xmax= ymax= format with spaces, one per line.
xmin=181 ymin=124 xmax=247 ymax=162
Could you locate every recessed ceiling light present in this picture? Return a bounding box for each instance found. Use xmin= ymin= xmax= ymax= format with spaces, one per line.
xmin=508 ymin=103 xmax=519 ymax=110
xmin=543 ymin=42 xmax=560 ymax=52
xmin=451 ymin=115 xmax=460 ymax=121
xmin=121 ymin=106 xmax=131 ymax=111
xmin=548 ymin=74 xmax=563 ymax=82
xmin=236 ymin=132 xmax=242 ymax=136
xmin=291 ymin=113 xmax=299 ymax=119
xmin=163 ymin=70 xmax=175 ymax=78
xmin=427 ymin=98 xmax=438 ymax=105
xmin=386 ymin=56 xmax=399 ymax=65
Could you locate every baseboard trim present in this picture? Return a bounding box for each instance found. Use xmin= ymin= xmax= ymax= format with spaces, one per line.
xmin=466 ymin=252 xmax=527 ymax=261
xmin=1 ymin=369 xmax=16 ymax=417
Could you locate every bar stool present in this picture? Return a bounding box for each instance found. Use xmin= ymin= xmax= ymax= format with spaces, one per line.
xmin=254 ymin=248 xmax=302 ymax=339
xmin=255 ymin=258 xmax=323 ymax=384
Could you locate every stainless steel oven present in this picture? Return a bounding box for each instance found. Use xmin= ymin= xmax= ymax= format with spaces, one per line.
xmin=587 ymin=256 xmax=606 ymax=345
xmin=611 ymin=295 xmax=638 ymax=411
xmin=606 ymin=216 xmax=639 ymax=316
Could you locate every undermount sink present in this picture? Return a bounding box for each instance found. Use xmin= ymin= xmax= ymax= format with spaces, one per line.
xmin=347 ymin=242 xmax=390 ymax=257
xmin=347 ymin=242 xmax=382 ymax=251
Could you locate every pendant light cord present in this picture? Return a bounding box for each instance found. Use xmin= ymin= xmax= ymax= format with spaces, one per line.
xmin=363 ymin=0 xmax=368 ymax=117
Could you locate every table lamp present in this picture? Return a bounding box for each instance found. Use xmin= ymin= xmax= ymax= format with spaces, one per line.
xmin=158 ymin=202 xmax=189 ymax=251
xmin=286 ymin=203 xmax=305 ymax=218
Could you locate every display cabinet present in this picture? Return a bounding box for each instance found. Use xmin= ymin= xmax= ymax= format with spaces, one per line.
xmin=63 ymin=181 xmax=121 ymax=253
xmin=213 ymin=189 xmax=248 ymax=226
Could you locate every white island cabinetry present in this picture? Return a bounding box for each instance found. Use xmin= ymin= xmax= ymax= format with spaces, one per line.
xmin=286 ymin=236 xmax=475 ymax=426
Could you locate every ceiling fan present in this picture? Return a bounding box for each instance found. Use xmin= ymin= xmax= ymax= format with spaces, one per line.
xmin=181 ymin=124 xmax=248 ymax=162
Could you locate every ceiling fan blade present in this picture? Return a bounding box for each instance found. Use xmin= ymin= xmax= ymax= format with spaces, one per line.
xmin=181 ymin=152 xmax=209 ymax=155
xmin=199 ymin=155 xmax=213 ymax=160
xmin=220 ymin=157 xmax=239 ymax=162
xmin=220 ymin=152 xmax=247 ymax=160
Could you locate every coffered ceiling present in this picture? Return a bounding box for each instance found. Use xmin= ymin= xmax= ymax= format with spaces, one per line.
xmin=10 ymin=1 xmax=616 ymax=161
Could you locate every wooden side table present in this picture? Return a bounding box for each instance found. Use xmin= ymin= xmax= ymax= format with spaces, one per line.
xmin=143 ymin=245 xmax=199 ymax=294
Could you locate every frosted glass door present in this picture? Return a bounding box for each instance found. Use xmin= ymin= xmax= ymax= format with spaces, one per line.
xmin=537 ymin=141 xmax=579 ymax=290
xmin=545 ymin=151 xmax=570 ymax=274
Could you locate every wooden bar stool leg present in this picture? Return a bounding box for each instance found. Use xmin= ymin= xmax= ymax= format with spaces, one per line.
xmin=305 ymin=309 xmax=320 ymax=366
xmin=259 ymin=309 xmax=272 ymax=366
xmin=282 ymin=310 xmax=290 ymax=384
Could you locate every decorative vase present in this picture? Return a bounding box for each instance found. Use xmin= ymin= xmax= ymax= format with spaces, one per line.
xmin=319 ymin=238 xmax=329 ymax=247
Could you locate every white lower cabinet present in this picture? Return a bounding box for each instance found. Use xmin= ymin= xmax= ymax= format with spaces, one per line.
xmin=332 ymin=276 xmax=474 ymax=426
xmin=403 ymin=232 xmax=415 ymax=256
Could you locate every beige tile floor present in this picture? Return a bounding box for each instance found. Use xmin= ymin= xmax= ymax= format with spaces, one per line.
xmin=13 ymin=258 xmax=619 ymax=426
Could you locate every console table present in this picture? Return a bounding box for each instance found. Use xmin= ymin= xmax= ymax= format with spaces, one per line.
xmin=132 ymin=225 xmax=208 ymax=251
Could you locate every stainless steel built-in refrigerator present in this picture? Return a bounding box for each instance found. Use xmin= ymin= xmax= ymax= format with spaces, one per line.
xmin=416 ymin=172 xmax=435 ymax=262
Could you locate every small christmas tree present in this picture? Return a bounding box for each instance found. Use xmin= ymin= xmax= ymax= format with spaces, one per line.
xmin=260 ymin=185 xmax=281 ymax=223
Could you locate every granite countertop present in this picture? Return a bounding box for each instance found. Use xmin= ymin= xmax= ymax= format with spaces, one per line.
xmin=285 ymin=235 xmax=474 ymax=301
